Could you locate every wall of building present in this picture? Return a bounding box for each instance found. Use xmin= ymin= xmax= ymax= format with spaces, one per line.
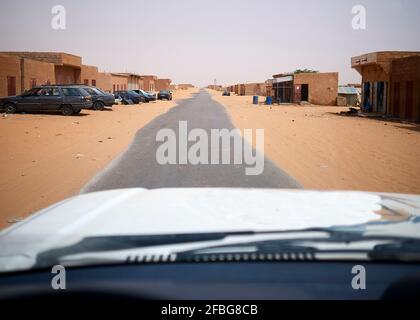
xmin=177 ymin=84 xmax=194 ymax=90
xmin=95 ymin=72 xmax=113 ymax=92
xmin=234 ymin=84 xmax=240 ymax=94
xmin=81 ymin=65 xmax=99 ymax=86
xmin=1 ymin=52 xmax=82 ymax=68
xmin=22 ymin=58 xmax=55 ymax=91
xmin=110 ymin=74 xmax=128 ymax=92
xmin=294 ymin=72 xmax=338 ymax=105
xmin=142 ymin=76 xmax=157 ymax=91
xmin=241 ymin=83 xmax=267 ymax=96
xmin=359 ymin=64 xmax=389 ymax=83
xmin=390 ymin=56 xmax=420 ymax=121
xmin=0 ymin=54 xmax=22 ymax=97
xmin=156 ymin=79 xmax=171 ymax=91
xmin=55 ymin=65 xmax=81 ymax=84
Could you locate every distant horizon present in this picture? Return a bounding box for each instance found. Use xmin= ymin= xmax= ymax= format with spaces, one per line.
xmin=1 ymin=0 xmax=419 ymax=87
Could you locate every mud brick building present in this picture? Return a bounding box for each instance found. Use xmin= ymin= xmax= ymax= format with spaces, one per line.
xmin=0 ymin=51 xmax=173 ymax=96
xmin=141 ymin=75 xmax=157 ymax=92
xmin=155 ymin=78 xmax=172 ymax=91
xmin=271 ymin=72 xmax=338 ymax=105
xmin=238 ymin=83 xmax=267 ymax=96
xmin=352 ymin=51 xmax=420 ymax=121
xmin=177 ymin=84 xmax=195 ymax=90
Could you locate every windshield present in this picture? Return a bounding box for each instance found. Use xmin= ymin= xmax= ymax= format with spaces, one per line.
xmin=82 ymin=86 xmax=104 ymax=95
xmin=127 ymin=90 xmax=141 ymax=96
xmin=1 ymin=0 xmax=420 ymax=280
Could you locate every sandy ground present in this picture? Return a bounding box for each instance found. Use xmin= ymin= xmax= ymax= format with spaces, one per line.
xmin=210 ymin=90 xmax=420 ymax=195
xmin=0 ymin=88 xmax=198 ymax=229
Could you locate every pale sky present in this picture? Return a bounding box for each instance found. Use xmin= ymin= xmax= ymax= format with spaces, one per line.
xmin=1 ymin=0 xmax=419 ymax=87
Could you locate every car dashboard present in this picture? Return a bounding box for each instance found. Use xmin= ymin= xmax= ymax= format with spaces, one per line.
xmin=0 ymin=261 xmax=419 ymax=301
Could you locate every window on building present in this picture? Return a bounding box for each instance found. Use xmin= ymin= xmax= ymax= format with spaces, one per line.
xmin=30 ymin=78 xmax=37 ymax=88
xmin=91 ymin=80 xmax=96 ymax=87
xmin=7 ymin=76 xmax=16 ymax=96
xmin=84 ymin=79 xmax=89 ymax=85
xmin=117 ymin=84 xmax=120 ymax=91
xmin=113 ymin=84 xmax=116 ymax=92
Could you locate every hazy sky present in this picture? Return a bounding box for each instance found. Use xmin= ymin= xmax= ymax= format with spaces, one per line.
xmin=0 ymin=0 xmax=419 ymax=87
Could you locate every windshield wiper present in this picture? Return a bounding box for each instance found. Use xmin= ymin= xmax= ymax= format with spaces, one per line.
xmin=369 ymin=239 xmax=420 ymax=262
xmin=35 ymin=228 xmax=420 ymax=268
xmin=35 ymin=231 xmax=255 ymax=267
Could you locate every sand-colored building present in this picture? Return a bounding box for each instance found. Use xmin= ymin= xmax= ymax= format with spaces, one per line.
xmin=0 ymin=51 xmax=172 ymax=96
xmin=352 ymin=51 xmax=420 ymax=121
xmin=177 ymin=84 xmax=195 ymax=90
xmin=238 ymin=83 xmax=267 ymax=96
xmin=0 ymin=52 xmax=63 ymax=96
xmin=271 ymin=72 xmax=338 ymax=105
xmin=156 ymin=78 xmax=172 ymax=91
xmin=141 ymin=75 xmax=157 ymax=92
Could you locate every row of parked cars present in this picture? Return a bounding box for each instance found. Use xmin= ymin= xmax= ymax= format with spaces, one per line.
xmin=0 ymin=85 xmax=173 ymax=116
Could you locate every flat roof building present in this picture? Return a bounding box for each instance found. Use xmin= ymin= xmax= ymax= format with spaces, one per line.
xmin=271 ymin=72 xmax=338 ymax=105
xmin=156 ymin=78 xmax=172 ymax=91
xmin=0 ymin=51 xmax=173 ymax=97
xmin=141 ymin=75 xmax=158 ymax=92
xmin=352 ymin=51 xmax=420 ymax=121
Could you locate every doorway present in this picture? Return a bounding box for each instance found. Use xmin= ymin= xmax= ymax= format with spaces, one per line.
xmin=301 ymin=84 xmax=309 ymax=102
xmin=376 ymin=82 xmax=386 ymax=114
xmin=7 ymin=76 xmax=16 ymax=96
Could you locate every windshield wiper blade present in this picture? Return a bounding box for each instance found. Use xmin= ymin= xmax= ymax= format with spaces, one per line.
xmin=174 ymin=242 xmax=318 ymax=262
xmin=34 ymin=228 xmax=420 ymax=268
xmin=369 ymin=239 xmax=420 ymax=262
xmin=35 ymin=231 xmax=256 ymax=268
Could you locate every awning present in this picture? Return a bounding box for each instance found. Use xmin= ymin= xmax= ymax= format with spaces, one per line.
xmin=273 ymin=76 xmax=293 ymax=83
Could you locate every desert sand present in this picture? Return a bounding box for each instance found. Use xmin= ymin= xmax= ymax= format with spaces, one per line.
xmin=210 ymin=90 xmax=420 ymax=195
xmin=0 ymin=88 xmax=198 ymax=229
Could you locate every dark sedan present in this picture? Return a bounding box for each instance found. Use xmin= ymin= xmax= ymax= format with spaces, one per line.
xmin=113 ymin=90 xmax=145 ymax=104
xmin=157 ymin=90 xmax=173 ymax=100
xmin=79 ymin=86 xmax=115 ymax=110
xmin=132 ymin=89 xmax=156 ymax=103
xmin=0 ymin=85 xmax=92 ymax=116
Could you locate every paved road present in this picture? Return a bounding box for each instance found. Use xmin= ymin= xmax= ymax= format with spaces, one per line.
xmin=81 ymin=90 xmax=301 ymax=193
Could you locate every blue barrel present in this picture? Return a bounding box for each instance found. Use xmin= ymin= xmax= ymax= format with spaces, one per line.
xmin=266 ymin=96 xmax=273 ymax=105
xmin=253 ymin=96 xmax=259 ymax=105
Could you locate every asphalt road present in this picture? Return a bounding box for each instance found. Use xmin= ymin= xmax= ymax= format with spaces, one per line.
xmin=81 ymin=90 xmax=301 ymax=193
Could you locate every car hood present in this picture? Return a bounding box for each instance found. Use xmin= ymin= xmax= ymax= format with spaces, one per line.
xmin=0 ymin=188 xmax=420 ymax=271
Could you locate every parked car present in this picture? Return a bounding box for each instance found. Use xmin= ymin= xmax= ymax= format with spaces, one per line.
xmin=132 ymin=90 xmax=156 ymax=102
xmin=79 ymin=86 xmax=115 ymax=110
xmin=222 ymin=91 xmax=231 ymax=96
xmin=113 ymin=90 xmax=145 ymax=104
xmin=0 ymin=85 xmax=92 ymax=116
xmin=157 ymin=90 xmax=173 ymax=100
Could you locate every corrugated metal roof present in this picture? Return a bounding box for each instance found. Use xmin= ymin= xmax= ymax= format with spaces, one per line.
xmin=338 ymin=86 xmax=358 ymax=95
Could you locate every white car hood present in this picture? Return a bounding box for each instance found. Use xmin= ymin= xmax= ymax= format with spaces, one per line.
xmin=1 ymin=188 xmax=420 ymax=272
